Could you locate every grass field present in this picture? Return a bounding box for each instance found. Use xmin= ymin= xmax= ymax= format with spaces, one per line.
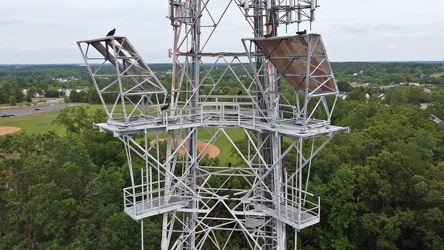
xmin=0 ymin=103 xmax=243 ymax=164
xmin=0 ymin=104 xmax=103 ymax=135
xmin=198 ymin=127 xmax=244 ymax=165
xmin=0 ymin=109 xmax=65 ymax=134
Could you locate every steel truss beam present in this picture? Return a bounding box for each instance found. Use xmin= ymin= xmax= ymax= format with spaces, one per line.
xmin=77 ymin=37 xmax=167 ymax=123
xmin=78 ymin=0 xmax=348 ymax=249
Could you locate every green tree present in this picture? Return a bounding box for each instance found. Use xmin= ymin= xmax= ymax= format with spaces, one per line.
xmin=347 ymin=88 xmax=366 ymax=101
xmin=337 ymin=81 xmax=352 ymax=92
xmin=323 ymin=165 xmax=358 ymax=249
xmin=24 ymin=93 xmax=32 ymax=102
xmin=385 ymin=88 xmax=407 ymax=104
xmin=409 ymin=163 xmax=444 ymax=249
xmin=52 ymin=106 xmax=103 ymax=134
xmin=0 ymin=130 xmax=137 ymax=250
xmin=9 ymin=95 xmax=17 ymax=106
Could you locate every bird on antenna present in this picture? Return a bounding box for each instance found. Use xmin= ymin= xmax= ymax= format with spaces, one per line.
xmin=296 ymin=29 xmax=307 ymax=35
xmin=264 ymin=32 xmax=273 ymax=38
xmin=106 ymin=28 xmax=116 ymax=37
xmin=160 ymin=103 xmax=169 ymax=111
xmin=227 ymin=162 xmax=232 ymax=167
xmin=237 ymin=89 xmax=243 ymax=95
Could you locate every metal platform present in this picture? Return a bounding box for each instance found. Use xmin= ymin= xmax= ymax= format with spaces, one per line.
xmin=124 ymin=195 xmax=190 ymax=221
xmin=94 ymin=102 xmax=348 ymax=138
xmin=78 ymin=1 xmax=349 ymax=246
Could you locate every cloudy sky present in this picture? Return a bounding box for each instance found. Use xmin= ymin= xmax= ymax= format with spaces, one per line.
xmin=0 ymin=0 xmax=443 ymax=64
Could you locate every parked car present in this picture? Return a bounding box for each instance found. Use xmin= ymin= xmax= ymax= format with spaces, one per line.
xmin=0 ymin=114 xmax=17 ymax=117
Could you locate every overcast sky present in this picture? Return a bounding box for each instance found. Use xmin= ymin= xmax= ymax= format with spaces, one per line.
xmin=1 ymin=0 xmax=443 ymax=64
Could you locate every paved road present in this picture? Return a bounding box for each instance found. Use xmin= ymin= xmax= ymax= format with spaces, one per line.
xmin=0 ymin=99 xmax=73 ymax=117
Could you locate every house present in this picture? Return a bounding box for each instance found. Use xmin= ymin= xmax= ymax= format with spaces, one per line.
xmin=58 ymin=88 xmax=72 ymax=97
xmin=338 ymin=92 xmax=348 ymax=100
xmin=400 ymin=82 xmax=420 ymax=86
xmin=76 ymin=87 xmax=89 ymax=93
xmin=22 ymin=88 xmax=45 ymax=98
xmin=430 ymin=114 xmax=444 ymax=129
xmin=374 ymin=93 xmax=385 ymax=100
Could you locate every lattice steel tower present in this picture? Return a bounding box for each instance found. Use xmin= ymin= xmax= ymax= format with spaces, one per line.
xmin=77 ymin=0 xmax=348 ymax=249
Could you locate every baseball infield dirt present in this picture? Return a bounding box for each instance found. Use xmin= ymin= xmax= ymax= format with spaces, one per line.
xmin=151 ymin=139 xmax=220 ymax=158
xmin=0 ymin=126 xmax=21 ymax=136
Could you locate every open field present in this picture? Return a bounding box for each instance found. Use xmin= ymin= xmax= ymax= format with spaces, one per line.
xmin=431 ymin=72 xmax=444 ymax=77
xmin=0 ymin=103 xmax=242 ymax=165
xmin=198 ymin=127 xmax=243 ymax=166
xmin=0 ymin=104 xmax=103 ymax=135
xmin=0 ymin=109 xmax=66 ymax=134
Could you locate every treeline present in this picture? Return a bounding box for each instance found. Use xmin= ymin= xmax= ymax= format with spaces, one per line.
xmin=332 ymin=61 xmax=444 ymax=85
xmin=0 ymin=64 xmax=171 ymax=105
xmin=1 ymin=62 xmax=444 ymax=105
xmin=0 ymin=65 xmax=91 ymax=105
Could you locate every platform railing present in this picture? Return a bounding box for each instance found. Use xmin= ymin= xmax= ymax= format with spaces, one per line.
xmin=123 ymin=180 xmax=191 ymax=219
xmin=248 ymin=185 xmax=320 ymax=229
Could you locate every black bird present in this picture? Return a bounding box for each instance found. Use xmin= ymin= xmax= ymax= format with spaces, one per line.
xmin=296 ymin=29 xmax=307 ymax=35
xmin=228 ymin=183 xmax=233 ymax=190
xmin=228 ymin=192 xmax=234 ymax=199
xmin=160 ymin=103 xmax=169 ymax=111
xmin=106 ymin=28 xmax=116 ymax=37
xmin=227 ymin=162 xmax=232 ymax=167
xmin=264 ymin=32 xmax=273 ymax=38
xmin=237 ymin=90 xmax=243 ymax=95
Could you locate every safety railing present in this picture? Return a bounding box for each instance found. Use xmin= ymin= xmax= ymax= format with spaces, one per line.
xmin=123 ymin=180 xmax=191 ymax=220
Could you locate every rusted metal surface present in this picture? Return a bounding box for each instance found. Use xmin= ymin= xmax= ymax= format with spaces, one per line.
xmin=252 ymin=34 xmax=337 ymax=92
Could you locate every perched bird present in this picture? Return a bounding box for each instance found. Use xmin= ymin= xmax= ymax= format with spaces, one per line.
xmin=296 ymin=29 xmax=307 ymax=35
xmin=106 ymin=28 xmax=116 ymax=37
xmin=228 ymin=192 xmax=234 ymax=199
xmin=227 ymin=162 xmax=232 ymax=167
xmin=228 ymin=183 xmax=233 ymax=190
xmin=160 ymin=103 xmax=169 ymax=111
xmin=264 ymin=32 xmax=273 ymax=38
xmin=237 ymin=90 xmax=243 ymax=95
